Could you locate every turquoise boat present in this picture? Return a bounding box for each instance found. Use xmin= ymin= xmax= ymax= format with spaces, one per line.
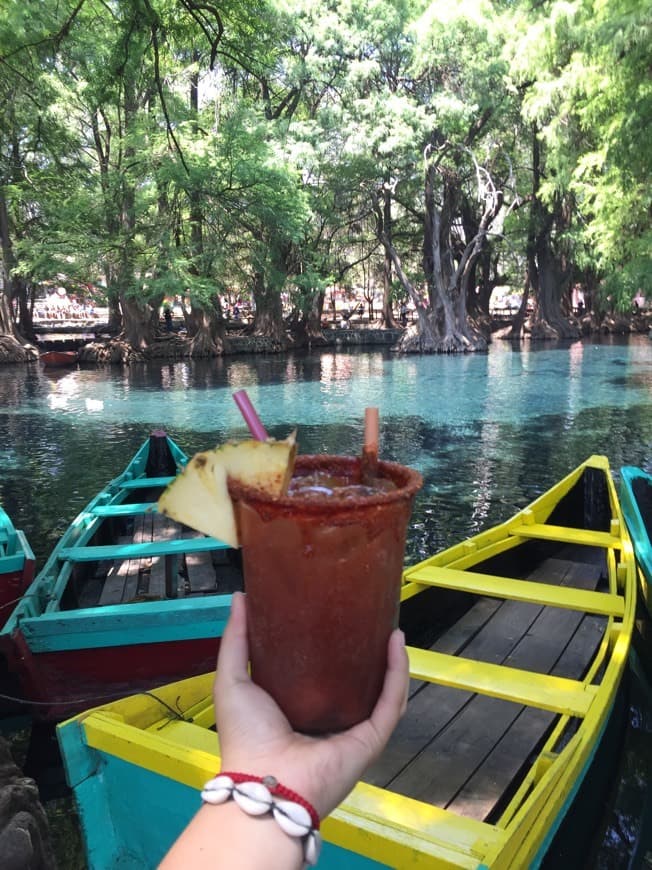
xmin=0 ymin=432 xmax=238 ymax=722
xmin=0 ymin=503 xmax=35 ymax=628
xmin=58 ymin=455 xmax=636 ymax=869
xmin=619 ymin=465 xmax=652 ymax=615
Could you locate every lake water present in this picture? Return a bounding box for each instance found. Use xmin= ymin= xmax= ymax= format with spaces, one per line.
xmin=1 ymin=334 xmax=651 ymax=866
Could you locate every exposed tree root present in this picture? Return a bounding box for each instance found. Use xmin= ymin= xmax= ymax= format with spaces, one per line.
xmin=0 ymin=336 xmax=39 ymax=363
xmin=395 ymin=325 xmax=487 ymax=353
xmin=529 ymin=318 xmax=580 ymax=340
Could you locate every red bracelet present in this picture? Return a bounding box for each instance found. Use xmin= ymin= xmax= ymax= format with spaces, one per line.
xmin=219 ymin=772 xmax=320 ymax=830
xmin=201 ymin=771 xmax=323 ymax=866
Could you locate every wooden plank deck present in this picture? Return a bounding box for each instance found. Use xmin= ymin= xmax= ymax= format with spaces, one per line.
xmin=364 ymin=554 xmax=607 ymax=823
xmin=94 ymin=512 xmax=232 ymax=605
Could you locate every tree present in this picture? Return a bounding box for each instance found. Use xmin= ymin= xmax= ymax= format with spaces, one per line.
xmin=507 ymin=0 xmax=651 ymax=327
xmin=0 ymin=0 xmax=88 ymax=347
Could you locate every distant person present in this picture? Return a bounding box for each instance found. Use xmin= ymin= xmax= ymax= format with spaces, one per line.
xmin=400 ymin=302 xmax=408 ymax=326
xmin=164 ymin=306 xmax=173 ymax=332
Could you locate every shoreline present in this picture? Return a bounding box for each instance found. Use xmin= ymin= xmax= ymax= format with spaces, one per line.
xmin=2 ymin=313 xmax=651 ymax=366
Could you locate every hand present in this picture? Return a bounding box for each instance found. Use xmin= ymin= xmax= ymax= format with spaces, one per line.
xmin=214 ymin=591 xmax=409 ymax=820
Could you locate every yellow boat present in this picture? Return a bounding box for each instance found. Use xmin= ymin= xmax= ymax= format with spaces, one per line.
xmin=57 ymin=455 xmax=636 ymax=868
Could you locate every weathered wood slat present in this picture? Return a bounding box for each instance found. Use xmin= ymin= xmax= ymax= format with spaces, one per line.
xmin=406 ymin=564 xmax=602 ymax=816
xmin=447 ymin=613 xmax=605 ymax=820
xmin=366 ymin=562 xmax=567 ymax=790
xmin=408 ymin=565 xmax=623 ymax=616
xmin=365 ymin=556 xmax=605 ymax=822
xmin=182 ymin=529 xmax=217 ymax=593
xmin=99 ymin=536 xmax=138 ymax=606
xmin=149 ymin=514 xmax=183 ymax=599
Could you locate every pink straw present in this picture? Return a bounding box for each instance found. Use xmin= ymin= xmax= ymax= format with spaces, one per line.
xmin=233 ymin=390 xmax=268 ymax=441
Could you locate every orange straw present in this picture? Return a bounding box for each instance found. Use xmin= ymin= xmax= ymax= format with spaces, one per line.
xmin=364 ymin=407 xmax=379 ymax=455
xmin=361 ymin=407 xmax=379 ymax=481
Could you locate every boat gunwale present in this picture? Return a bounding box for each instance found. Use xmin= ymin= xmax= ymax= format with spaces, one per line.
xmin=619 ymin=465 xmax=652 ymax=613
xmin=1 ymin=434 xmax=224 ymax=628
xmin=56 ymin=454 xmax=637 ymax=869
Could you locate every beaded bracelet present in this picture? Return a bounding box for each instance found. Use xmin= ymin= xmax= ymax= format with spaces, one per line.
xmin=201 ymin=772 xmax=322 ymax=867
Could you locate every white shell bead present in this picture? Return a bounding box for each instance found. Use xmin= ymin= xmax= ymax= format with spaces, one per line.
xmin=273 ymin=799 xmax=312 ymax=837
xmin=201 ymin=774 xmax=234 ymax=805
xmin=209 ymin=775 xmax=234 ymax=791
xmin=233 ymin=781 xmax=273 ymax=815
xmin=304 ymin=830 xmax=322 ymax=866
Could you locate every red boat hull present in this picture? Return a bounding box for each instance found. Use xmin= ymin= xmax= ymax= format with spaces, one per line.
xmin=40 ymin=350 xmax=78 ymax=368
xmin=1 ymin=631 xmax=220 ymax=721
xmin=0 ymin=562 xmax=35 ymax=629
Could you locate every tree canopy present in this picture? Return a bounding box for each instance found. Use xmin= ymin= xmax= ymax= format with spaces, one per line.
xmin=1 ymin=0 xmax=649 ymax=353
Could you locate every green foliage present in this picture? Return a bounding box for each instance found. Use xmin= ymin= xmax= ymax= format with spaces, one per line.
xmin=0 ymin=0 xmax=648 ymax=331
xmin=507 ymin=0 xmax=651 ymax=300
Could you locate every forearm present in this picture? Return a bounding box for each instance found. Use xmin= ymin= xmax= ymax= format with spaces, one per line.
xmin=159 ymin=801 xmax=304 ymax=870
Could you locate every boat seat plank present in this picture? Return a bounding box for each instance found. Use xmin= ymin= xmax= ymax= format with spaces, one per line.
xmin=99 ymin=536 xmax=139 ymax=606
xmin=0 ymin=553 xmax=24 ymax=573
xmin=366 ymin=560 xmax=577 ymax=787
xmin=148 ymin=514 xmax=185 ymax=599
xmin=408 ymin=565 xmax=624 ymax=617
xmin=406 ymin=648 xmax=596 ymax=716
xmin=60 ymin=536 xmax=228 ymax=562
xmin=408 ymin=597 xmax=502 ymax=697
xmin=183 ymin=528 xmax=219 ymax=594
xmin=91 ymin=503 xmax=157 ymax=517
xmin=365 ymin=557 xmax=604 ymax=817
xmin=448 ymin=614 xmax=605 ymax=821
xmin=412 ymin=591 xmax=602 ymax=814
xmin=119 ymin=476 xmax=175 ymax=490
xmin=509 ymin=522 xmax=622 ymax=550
xmin=185 ymin=550 xmax=218 ymax=592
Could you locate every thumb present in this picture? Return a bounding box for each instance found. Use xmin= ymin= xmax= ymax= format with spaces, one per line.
xmin=215 ymin=591 xmax=250 ymax=690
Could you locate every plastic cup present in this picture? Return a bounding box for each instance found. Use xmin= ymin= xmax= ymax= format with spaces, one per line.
xmin=230 ymin=455 xmax=423 ymax=733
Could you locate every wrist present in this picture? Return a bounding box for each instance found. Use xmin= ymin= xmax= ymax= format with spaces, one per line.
xmin=160 ymin=801 xmax=304 ymax=869
xmin=202 ymin=772 xmax=322 ymax=866
xmin=218 ymin=757 xmax=325 ymax=818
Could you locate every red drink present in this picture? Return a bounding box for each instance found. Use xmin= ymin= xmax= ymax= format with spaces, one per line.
xmin=230 ymin=455 xmax=422 ymax=733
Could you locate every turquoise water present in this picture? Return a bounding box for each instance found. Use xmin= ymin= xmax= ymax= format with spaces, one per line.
xmin=3 ymin=335 xmax=652 ymax=566
xmin=1 ymin=334 xmax=651 ymax=863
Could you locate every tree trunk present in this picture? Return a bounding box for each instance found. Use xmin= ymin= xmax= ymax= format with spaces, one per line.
xmin=303 ymin=291 xmax=327 ymax=340
xmin=120 ymin=294 xmax=157 ymax=348
xmin=423 ymin=164 xmax=480 ymax=352
xmin=526 ymin=128 xmax=579 ymax=341
xmin=0 ymin=191 xmax=19 ymax=340
xmin=0 ymin=293 xmax=16 ymax=339
xmin=186 ymin=298 xmax=230 ymax=356
xmin=251 ymin=271 xmax=287 ymax=345
xmin=380 ymin=183 xmax=398 ymax=328
xmin=188 ymin=59 xmax=204 ymax=271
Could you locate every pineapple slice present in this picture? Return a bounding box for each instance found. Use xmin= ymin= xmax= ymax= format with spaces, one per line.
xmin=157 ymin=435 xmax=296 ymax=548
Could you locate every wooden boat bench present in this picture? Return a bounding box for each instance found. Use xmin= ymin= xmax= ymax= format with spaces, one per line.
xmin=62 ymin=527 xmax=229 ymax=605
xmin=119 ymin=476 xmax=175 ymax=490
xmin=366 ymin=554 xmax=609 ymax=823
xmin=61 ymin=536 xmax=226 ymax=562
xmin=91 ymin=502 xmax=158 ymax=517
